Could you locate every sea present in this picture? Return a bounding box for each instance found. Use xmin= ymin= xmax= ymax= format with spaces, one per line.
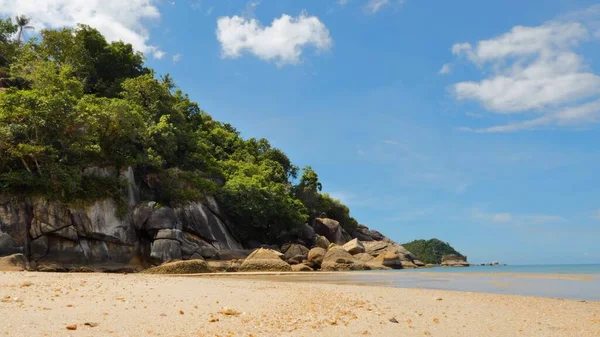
xmin=262 ymin=264 xmax=600 ymax=301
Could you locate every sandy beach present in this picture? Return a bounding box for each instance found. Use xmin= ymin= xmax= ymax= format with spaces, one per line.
xmin=0 ymin=272 xmax=599 ymax=337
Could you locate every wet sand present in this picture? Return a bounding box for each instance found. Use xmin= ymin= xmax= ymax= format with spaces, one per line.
xmin=1 ymin=271 xmax=599 ymax=337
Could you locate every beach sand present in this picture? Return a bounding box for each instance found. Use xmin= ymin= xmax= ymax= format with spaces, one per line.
xmin=0 ymin=271 xmax=599 ymax=337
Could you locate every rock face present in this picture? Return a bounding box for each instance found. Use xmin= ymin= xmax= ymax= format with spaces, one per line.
xmin=239 ymin=248 xmax=292 ymax=272
xmin=0 ymin=167 xmax=244 ymax=270
xmin=313 ymin=218 xmax=346 ymax=245
xmin=441 ymin=254 xmax=469 ymax=267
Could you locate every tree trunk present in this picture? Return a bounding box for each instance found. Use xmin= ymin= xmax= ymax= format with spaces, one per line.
xmin=20 ymin=157 xmax=32 ymax=173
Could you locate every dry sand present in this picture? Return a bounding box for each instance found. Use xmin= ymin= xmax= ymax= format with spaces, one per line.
xmin=0 ymin=271 xmax=599 ymax=337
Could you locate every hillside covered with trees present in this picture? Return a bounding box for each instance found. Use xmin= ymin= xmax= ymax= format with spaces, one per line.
xmin=0 ymin=17 xmax=359 ymax=245
xmin=402 ymin=238 xmax=465 ymax=265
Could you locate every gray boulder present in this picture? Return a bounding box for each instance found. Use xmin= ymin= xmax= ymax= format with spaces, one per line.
xmin=282 ymin=243 xmax=309 ymax=261
xmin=150 ymin=239 xmax=182 ymax=264
xmin=313 ymin=218 xmax=346 ymax=245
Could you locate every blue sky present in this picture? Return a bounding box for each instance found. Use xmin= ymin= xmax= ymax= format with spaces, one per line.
xmin=2 ymin=0 xmax=600 ymax=264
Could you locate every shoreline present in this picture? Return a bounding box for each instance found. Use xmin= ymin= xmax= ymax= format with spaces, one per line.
xmin=1 ymin=271 xmax=599 ymax=337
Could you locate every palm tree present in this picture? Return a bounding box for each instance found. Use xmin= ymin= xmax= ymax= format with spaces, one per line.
xmin=15 ymin=15 xmax=33 ymax=45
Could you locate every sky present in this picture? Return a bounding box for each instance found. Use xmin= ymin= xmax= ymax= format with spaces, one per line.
xmin=1 ymin=0 xmax=600 ymax=265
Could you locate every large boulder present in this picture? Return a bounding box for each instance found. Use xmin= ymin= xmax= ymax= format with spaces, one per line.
xmin=321 ymin=246 xmax=369 ymax=271
xmin=150 ymin=239 xmax=182 ymax=263
xmin=313 ymin=235 xmax=330 ymax=249
xmin=239 ymin=248 xmax=292 ymax=272
xmin=142 ymin=260 xmax=210 ymax=274
xmin=313 ymin=218 xmax=346 ymax=245
xmin=363 ymin=240 xmax=418 ymax=262
xmin=0 ymin=253 xmax=26 ymax=271
xmin=342 ymin=238 xmax=365 ymax=255
xmin=307 ymin=247 xmax=326 ymax=266
xmin=155 ymin=229 xmax=217 ymax=259
xmin=298 ymin=223 xmax=315 ymax=242
xmin=369 ymin=250 xmax=403 ymax=269
xmin=144 ymin=206 xmax=179 ymax=231
xmin=0 ymin=232 xmax=22 ymax=256
xmin=352 ymin=224 xmax=385 ymax=242
xmin=291 ymin=263 xmax=314 ymax=272
xmin=282 ymin=243 xmax=309 ymax=262
xmin=441 ymin=254 xmax=469 ymax=267
xmin=413 ymin=260 xmax=426 ymax=267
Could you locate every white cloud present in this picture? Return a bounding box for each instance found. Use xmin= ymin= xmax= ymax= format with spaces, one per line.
xmin=172 ymin=53 xmax=183 ymax=63
xmin=447 ymin=6 xmax=600 ymax=132
xmin=338 ymin=0 xmax=350 ymax=6
xmin=216 ymin=13 xmax=332 ymax=66
xmin=0 ymin=0 xmax=164 ymax=59
xmin=439 ymin=63 xmax=452 ymax=75
xmin=365 ymin=0 xmax=390 ymax=13
xmin=471 ymin=209 xmax=564 ymax=226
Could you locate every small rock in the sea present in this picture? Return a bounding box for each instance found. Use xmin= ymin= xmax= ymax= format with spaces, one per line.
xmin=66 ymin=325 xmax=77 ymax=330
xmin=84 ymin=322 xmax=98 ymax=328
xmin=389 ymin=318 xmax=399 ymax=324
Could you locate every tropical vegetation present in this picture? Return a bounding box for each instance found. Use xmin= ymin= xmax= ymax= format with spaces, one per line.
xmin=402 ymin=238 xmax=465 ymax=264
xmin=0 ymin=17 xmax=358 ymax=244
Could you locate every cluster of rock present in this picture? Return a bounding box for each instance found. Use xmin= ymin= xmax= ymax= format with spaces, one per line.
xmin=0 ymin=166 xmax=468 ymax=273
xmin=474 ymin=261 xmax=505 ymax=267
xmin=440 ymin=254 xmax=469 ymax=267
xmin=148 ymin=236 xmax=420 ymax=274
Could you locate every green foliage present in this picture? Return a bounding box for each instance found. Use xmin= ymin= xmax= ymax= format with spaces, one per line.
xmin=402 ymin=238 xmax=465 ymax=265
xmin=0 ymin=22 xmax=361 ymax=245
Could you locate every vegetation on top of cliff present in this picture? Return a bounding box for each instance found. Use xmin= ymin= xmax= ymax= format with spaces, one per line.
xmin=402 ymin=238 xmax=465 ymax=265
xmin=0 ymin=18 xmax=357 ymax=243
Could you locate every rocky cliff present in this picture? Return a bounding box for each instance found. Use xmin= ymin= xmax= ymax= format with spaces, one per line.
xmin=0 ymin=167 xmax=244 ymax=271
xmin=0 ymin=167 xmax=426 ymax=271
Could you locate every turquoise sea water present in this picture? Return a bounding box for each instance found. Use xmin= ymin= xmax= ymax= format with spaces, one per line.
xmin=406 ymin=264 xmax=600 ymax=275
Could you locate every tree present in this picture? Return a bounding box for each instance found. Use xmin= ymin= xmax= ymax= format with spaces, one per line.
xmin=402 ymin=239 xmax=465 ymax=264
xmin=0 ymin=18 xmax=17 ymax=76
xmin=15 ymin=15 xmax=33 ymax=45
